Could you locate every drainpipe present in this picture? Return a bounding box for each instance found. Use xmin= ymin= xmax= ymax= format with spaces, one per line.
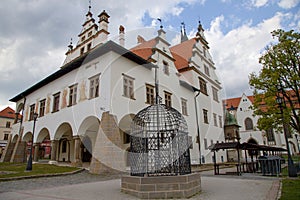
xmin=194 ymin=88 xmax=201 ymax=164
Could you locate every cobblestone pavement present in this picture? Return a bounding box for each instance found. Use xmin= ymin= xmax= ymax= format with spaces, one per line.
xmin=0 ymin=170 xmax=124 ymax=193
xmin=0 ymin=170 xmax=281 ymax=200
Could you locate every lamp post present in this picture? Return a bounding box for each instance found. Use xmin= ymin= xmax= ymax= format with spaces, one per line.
xmin=295 ymin=134 xmax=300 ymax=154
xmin=26 ymin=112 xmax=38 ymax=171
xmin=276 ymin=95 xmax=297 ymax=177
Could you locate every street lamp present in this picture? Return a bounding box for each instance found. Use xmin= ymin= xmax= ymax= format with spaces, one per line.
xmin=276 ymin=95 xmax=297 ymax=177
xmin=26 ymin=112 xmax=38 ymax=171
xmin=295 ymin=134 xmax=300 ymax=154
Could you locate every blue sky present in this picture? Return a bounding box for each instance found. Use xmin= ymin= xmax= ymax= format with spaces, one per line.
xmin=0 ymin=0 xmax=299 ymax=110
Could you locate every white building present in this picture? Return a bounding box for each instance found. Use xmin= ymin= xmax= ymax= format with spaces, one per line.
xmin=224 ymin=93 xmax=299 ymax=156
xmin=5 ymin=8 xmax=226 ymax=173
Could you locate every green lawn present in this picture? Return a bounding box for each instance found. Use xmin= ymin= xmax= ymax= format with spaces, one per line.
xmin=280 ymin=178 xmax=300 ymax=200
xmin=0 ymin=162 xmax=79 ymax=180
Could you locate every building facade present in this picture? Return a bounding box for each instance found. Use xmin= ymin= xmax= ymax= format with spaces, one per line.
xmin=6 ymin=8 xmax=226 ymax=173
xmin=224 ymin=93 xmax=300 ymax=157
xmin=0 ymin=107 xmax=17 ymax=158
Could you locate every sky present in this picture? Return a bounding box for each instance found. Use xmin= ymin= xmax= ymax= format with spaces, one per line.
xmin=0 ymin=0 xmax=299 ymax=111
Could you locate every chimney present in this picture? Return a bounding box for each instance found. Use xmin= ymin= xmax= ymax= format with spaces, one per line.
xmin=98 ymin=10 xmax=110 ymax=43
xmin=119 ymin=25 xmax=125 ymax=47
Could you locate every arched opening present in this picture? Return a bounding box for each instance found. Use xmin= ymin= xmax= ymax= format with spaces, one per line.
xmin=54 ymin=123 xmax=73 ymax=162
xmin=12 ymin=135 xmax=19 ymax=143
xmin=247 ymin=138 xmax=258 ymax=156
xmin=36 ymin=128 xmax=51 ymax=160
xmin=23 ymin=132 xmax=33 ymax=160
xmin=81 ymin=136 xmax=92 ymax=162
xmin=119 ymin=114 xmax=135 ymax=145
xmin=77 ymin=116 xmax=100 ymax=164
xmin=289 ymin=141 xmax=296 ymax=155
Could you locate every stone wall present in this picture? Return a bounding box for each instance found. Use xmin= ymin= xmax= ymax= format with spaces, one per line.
xmin=121 ymin=173 xmax=201 ymax=199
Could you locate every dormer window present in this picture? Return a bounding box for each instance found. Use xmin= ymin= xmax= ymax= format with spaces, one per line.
xmin=163 ymin=61 xmax=169 ymax=75
xmin=88 ymin=31 xmax=92 ymax=37
xmin=81 ymin=36 xmax=85 ymax=42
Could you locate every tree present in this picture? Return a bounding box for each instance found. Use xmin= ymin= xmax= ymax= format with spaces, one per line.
xmin=249 ymin=29 xmax=300 ymax=134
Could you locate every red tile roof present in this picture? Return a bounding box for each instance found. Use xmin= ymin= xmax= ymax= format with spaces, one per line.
xmin=130 ymin=38 xmax=157 ymax=61
xmin=0 ymin=107 xmax=16 ymax=119
xmin=223 ymin=96 xmax=254 ymax=110
xmin=170 ymin=38 xmax=196 ymax=70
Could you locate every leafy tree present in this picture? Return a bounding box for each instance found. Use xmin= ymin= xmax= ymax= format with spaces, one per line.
xmin=249 ymin=29 xmax=300 ymax=134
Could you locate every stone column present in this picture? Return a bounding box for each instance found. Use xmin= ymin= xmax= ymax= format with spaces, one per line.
xmin=33 ymin=143 xmax=40 ymax=162
xmin=49 ymin=140 xmax=58 ymax=164
xmin=73 ymin=136 xmax=82 ymax=167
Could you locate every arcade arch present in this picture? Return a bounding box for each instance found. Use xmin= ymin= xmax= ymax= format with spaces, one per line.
xmin=54 ymin=123 xmax=73 ymax=162
xmin=77 ymin=116 xmax=100 ymax=163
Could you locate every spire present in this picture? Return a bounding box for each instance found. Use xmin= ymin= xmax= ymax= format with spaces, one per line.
xmin=88 ymin=0 xmax=91 ymax=12
xmin=67 ymin=38 xmax=73 ymax=51
xmin=180 ymin=22 xmax=188 ymax=43
xmin=196 ymin=20 xmax=209 ymax=48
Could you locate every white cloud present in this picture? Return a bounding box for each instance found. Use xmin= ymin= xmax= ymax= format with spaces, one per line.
xmin=278 ymin=0 xmax=300 ymax=9
xmin=205 ymin=13 xmax=283 ymax=98
xmin=251 ymin=0 xmax=268 ymax=8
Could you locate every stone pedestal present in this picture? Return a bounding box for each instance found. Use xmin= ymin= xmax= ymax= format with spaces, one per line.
xmin=121 ymin=173 xmax=201 ymax=199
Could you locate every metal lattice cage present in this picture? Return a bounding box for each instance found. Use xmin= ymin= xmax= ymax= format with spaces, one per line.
xmin=130 ymin=104 xmax=191 ymax=176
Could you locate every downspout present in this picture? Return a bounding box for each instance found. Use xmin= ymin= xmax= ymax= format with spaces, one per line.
xmin=194 ymin=88 xmax=201 ymax=164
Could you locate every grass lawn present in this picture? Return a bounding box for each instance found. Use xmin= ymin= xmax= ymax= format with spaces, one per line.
xmin=0 ymin=162 xmax=79 ymax=180
xmin=280 ymin=178 xmax=300 ymax=200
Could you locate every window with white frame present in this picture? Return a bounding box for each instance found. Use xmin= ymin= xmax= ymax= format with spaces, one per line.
xmin=163 ymin=61 xmax=169 ymax=75
xmin=29 ymin=104 xmax=35 ymax=120
xmin=218 ymin=115 xmax=223 ymax=128
xmin=181 ymin=98 xmax=188 ymax=115
xmin=69 ymin=84 xmax=78 ymax=106
xmin=203 ymin=109 xmax=208 ymax=124
xmin=204 ymin=64 xmax=210 ymax=76
xmin=89 ymin=74 xmax=100 ymax=99
xmin=146 ymin=84 xmax=154 ymax=105
xmin=39 ymin=99 xmax=46 ymax=117
xmin=52 ymin=93 xmax=60 ymax=112
xmin=164 ymin=91 xmax=172 ymax=107
xmin=213 ymin=113 xmax=218 ymax=126
xmin=212 ymin=87 xmax=219 ymax=102
xmin=123 ymin=74 xmax=134 ymax=99
xmin=199 ymin=78 xmax=207 ymax=95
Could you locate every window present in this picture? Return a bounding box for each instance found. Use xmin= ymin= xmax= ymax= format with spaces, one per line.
xmin=204 ymin=138 xmax=208 ymax=149
xmin=89 ymin=75 xmax=100 ymax=99
xmin=146 ymin=84 xmax=154 ymax=105
xmin=123 ymin=74 xmax=134 ymax=99
xmin=164 ymin=91 xmax=172 ymax=107
xmin=52 ymin=93 xmax=60 ymax=113
xmin=62 ymin=140 xmax=67 ymax=153
xmin=80 ymin=47 xmax=85 ymax=55
xmin=245 ymin=117 xmax=253 ymax=130
xmin=4 ymin=133 xmax=9 ymax=140
xmin=213 ymin=113 xmax=218 ymax=126
xmin=39 ymin=99 xmax=46 ymax=117
xmin=29 ymin=104 xmax=35 ymax=120
xmin=199 ymin=78 xmax=207 ymax=95
xmin=87 ymin=43 xmax=92 ymax=51
xmin=219 ymin=115 xmax=223 ymax=128
xmin=204 ymin=65 xmax=210 ymax=76
xmin=181 ymin=98 xmax=188 ymax=115
xmin=203 ymin=46 xmax=207 ymax=57
xmin=69 ymin=84 xmax=78 ymax=106
xmin=266 ymin=128 xmax=275 ymax=142
xmin=212 ymin=87 xmax=219 ymax=102
xmin=163 ymin=61 xmax=169 ymax=75
xmin=6 ymin=121 xmax=11 ymax=128
xmin=203 ymin=109 xmax=208 ymax=124
xmin=88 ymin=31 xmax=92 ymax=37
xmin=81 ymin=36 xmax=85 ymax=41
